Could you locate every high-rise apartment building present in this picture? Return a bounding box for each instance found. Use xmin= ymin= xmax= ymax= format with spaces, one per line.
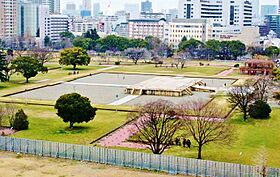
xmin=141 ymin=0 xmax=152 ymax=13
xmin=0 ymin=0 xmax=20 ymax=39
xmin=178 ymin=0 xmax=252 ymax=27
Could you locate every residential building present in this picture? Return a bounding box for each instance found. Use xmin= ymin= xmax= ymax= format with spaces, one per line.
xmin=70 ymin=17 xmax=97 ymax=34
xmin=178 ymin=0 xmax=253 ymax=27
xmin=0 ymin=0 xmax=20 ymax=40
xmin=40 ymin=9 xmax=70 ymax=45
xmin=141 ymin=0 xmax=152 ymax=13
xmin=115 ymin=22 xmax=129 ymax=38
xmin=128 ymin=19 xmax=166 ymax=39
xmin=166 ymin=19 xmax=213 ymax=48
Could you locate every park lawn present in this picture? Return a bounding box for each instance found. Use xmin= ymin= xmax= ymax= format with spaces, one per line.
xmin=163 ymin=108 xmax=280 ymax=167
xmin=0 ymin=65 xmax=106 ymax=96
xmin=106 ymin=64 xmax=229 ymax=76
xmin=7 ymin=104 xmax=128 ymax=145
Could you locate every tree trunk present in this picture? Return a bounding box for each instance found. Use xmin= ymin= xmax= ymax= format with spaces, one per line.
xmin=73 ymin=64 xmax=76 ymax=70
xmin=243 ymin=110 xmax=248 ymax=121
xmin=26 ymin=77 xmax=29 ymax=83
xmin=70 ymin=122 xmax=74 ymax=128
xmin=198 ymin=144 xmax=202 ymax=159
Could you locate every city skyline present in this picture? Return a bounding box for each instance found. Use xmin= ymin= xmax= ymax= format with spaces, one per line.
xmin=60 ymin=0 xmax=278 ymax=14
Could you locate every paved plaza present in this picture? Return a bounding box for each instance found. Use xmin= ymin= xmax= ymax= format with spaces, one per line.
xmin=11 ymin=73 xmax=235 ymax=105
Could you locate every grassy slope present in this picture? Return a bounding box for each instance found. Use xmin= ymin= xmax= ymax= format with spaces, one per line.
xmin=8 ymin=104 xmax=128 ymax=145
xmin=106 ymin=64 xmax=229 ymax=76
xmin=164 ymin=108 xmax=280 ymax=167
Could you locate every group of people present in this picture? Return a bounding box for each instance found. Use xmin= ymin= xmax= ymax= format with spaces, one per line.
xmin=174 ymin=137 xmax=191 ymax=148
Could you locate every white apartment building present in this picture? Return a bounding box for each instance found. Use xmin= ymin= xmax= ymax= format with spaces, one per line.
xmin=0 ymin=0 xmax=20 ymax=39
xmin=166 ymin=19 xmax=213 ymax=48
xmin=128 ymin=19 xmax=166 ymax=39
xmin=40 ymin=6 xmax=69 ymax=45
xmin=178 ymin=0 xmax=253 ymax=27
xmin=70 ymin=18 xmax=97 ymax=34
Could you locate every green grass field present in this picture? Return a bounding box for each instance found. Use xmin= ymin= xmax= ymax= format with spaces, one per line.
xmin=6 ymin=104 xmax=128 ymax=145
xmin=106 ymin=64 xmax=229 ymax=76
xmin=8 ymin=104 xmax=280 ymax=167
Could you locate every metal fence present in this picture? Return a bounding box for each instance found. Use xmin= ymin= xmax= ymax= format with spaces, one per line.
xmin=0 ymin=136 xmax=279 ymax=177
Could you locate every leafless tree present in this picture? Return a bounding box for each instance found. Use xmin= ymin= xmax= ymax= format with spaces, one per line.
xmin=178 ymin=101 xmax=235 ymax=159
xmin=30 ymin=47 xmax=53 ymax=66
xmin=0 ymin=107 xmax=5 ymax=127
xmin=228 ymin=84 xmax=255 ymax=121
xmin=128 ymin=100 xmax=181 ymax=154
xmin=124 ymin=48 xmax=151 ymax=64
xmin=255 ymin=147 xmax=268 ymax=177
xmin=4 ymin=104 xmax=17 ymax=127
xmin=254 ymin=76 xmax=273 ymax=102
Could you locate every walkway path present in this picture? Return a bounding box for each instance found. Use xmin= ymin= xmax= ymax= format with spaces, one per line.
xmin=109 ymin=95 xmax=140 ymax=105
xmin=96 ymin=65 xmax=118 ymax=72
xmin=99 ymin=120 xmax=147 ymax=149
xmin=216 ymin=68 xmax=235 ymax=77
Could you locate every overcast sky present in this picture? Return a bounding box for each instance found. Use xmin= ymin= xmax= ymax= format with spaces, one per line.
xmin=61 ymin=0 xmax=278 ymax=14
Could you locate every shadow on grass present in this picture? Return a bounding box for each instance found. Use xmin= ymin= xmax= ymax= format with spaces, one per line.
xmin=54 ymin=126 xmax=90 ymax=135
xmin=62 ymin=67 xmax=90 ymax=71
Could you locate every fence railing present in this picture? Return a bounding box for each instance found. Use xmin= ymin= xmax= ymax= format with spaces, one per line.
xmin=0 ymin=136 xmax=279 ymax=177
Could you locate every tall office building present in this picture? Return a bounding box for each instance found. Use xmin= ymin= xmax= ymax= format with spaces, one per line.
xmin=42 ymin=0 xmax=60 ymax=14
xmin=93 ymin=3 xmax=100 ymax=17
xmin=63 ymin=3 xmax=78 ymax=17
xmin=21 ymin=2 xmax=40 ymax=37
xmin=178 ymin=0 xmax=252 ymax=27
xmin=265 ymin=14 xmax=280 ymax=37
xmin=141 ymin=0 xmax=152 ymax=13
xmin=261 ymin=5 xmax=278 ymax=18
xmin=82 ymin=0 xmax=91 ymax=11
xmin=252 ymin=0 xmax=260 ymax=18
xmin=0 ymin=0 xmax=20 ymax=39
xmin=124 ymin=3 xmax=140 ymax=19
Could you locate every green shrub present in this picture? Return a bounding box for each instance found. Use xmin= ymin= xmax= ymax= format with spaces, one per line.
xmin=115 ymin=61 xmax=120 ymax=65
xmin=11 ymin=109 xmax=29 ymax=130
xmin=249 ymin=100 xmax=272 ymax=119
xmin=234 ymin=64 xmax=240 ymax=68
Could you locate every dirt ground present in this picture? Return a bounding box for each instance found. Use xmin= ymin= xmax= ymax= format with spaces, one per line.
xmin=0 ymin=151 xmax=177 ymax=177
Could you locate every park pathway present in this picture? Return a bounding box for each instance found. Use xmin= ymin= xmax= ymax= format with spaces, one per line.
xmin=216 ymin=68 xmax=235 ymax=77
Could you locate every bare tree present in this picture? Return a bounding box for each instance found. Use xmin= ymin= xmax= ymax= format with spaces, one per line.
xmin=228 ymin=84 xmax=255 ymax=121
xmin=128 ymin=100 xmax=181 ymax=154
xmin=0 ymin=107 xmax=5 ymax=127
xmin=178 ymin=101 xmax=234 ymax=159
xmin=5 ymin=104 xmax=17 ymax=127
xmin=254 ymin=76 xmax=273 ymax=102
xmin=124 ymin=48 xmax=151 ymax=65
xmin=255 ymin=147 xmax=268 ymax=177
xmin=30 ymin=47 xmax=53 ymax=67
